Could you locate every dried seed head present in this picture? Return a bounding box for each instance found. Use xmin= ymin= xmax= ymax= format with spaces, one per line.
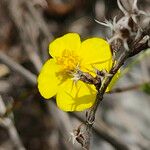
xmin=72 ymin=68 xmax=102 ymax=90
xmin=96 ymin=0 xmax=149 ymax=67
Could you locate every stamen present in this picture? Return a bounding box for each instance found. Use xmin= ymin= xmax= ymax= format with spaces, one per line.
xmin=56 ymin=50 xmax=80 ymax=74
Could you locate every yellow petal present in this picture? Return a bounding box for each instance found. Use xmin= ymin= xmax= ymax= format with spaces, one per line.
xmin=49 ymin=33 xmax=81 ymax=58
xmin=38 ymin=59 xmax=60 ymax=99
xmin=83 ymin=58 xmax=112 ymax=74
xmin=56 ymin=79 xmax=96 ymax=111
xmin=79 ymin=38 xmax=112 ymax=65
xmin=107 ymin=70 xmax=121 ymax=92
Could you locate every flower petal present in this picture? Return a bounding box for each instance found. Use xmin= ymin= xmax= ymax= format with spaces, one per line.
xmin=107 ymin=70 xmax=121 ymax=92
xmin=56 ymin=79 xmax=96 ymax=111
xmin=79 ymin=38 xmax=112 ymax=65
xmin=38 ymin=59 xmax=60 ymax=99
xmin=49 ymin=33 xmax=81 ymax=58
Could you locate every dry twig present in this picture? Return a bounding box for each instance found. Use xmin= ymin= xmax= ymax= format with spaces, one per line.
xmin=0 ymin=51 xmax=37 ymax=85
xmin=0 ymin=95 xmax=26 ymax=150
xmin=108 ymin=81 xmax=150 ymax=93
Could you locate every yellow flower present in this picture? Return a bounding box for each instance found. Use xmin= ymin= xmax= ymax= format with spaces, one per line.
xmin=38 ymin=33 xmax=117 ymax=111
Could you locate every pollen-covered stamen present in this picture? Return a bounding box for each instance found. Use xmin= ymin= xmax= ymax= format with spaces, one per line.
xmin=56 ymin=50 xmax=80 ymax=74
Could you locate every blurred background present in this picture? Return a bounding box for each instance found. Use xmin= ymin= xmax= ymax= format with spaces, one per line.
xmin=0 ymin=0 xmax=150 ymax=149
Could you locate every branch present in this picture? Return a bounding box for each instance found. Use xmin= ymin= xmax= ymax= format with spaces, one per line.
xmin=0 ymin=51 xmax=37 ymax=85
xmin=0 ymin=95 xmax=26 ymax=150
xmin=3 ymin=0 xmax=53 ymax=72
xmin=108 ymin=81 xmax=150 ymax=93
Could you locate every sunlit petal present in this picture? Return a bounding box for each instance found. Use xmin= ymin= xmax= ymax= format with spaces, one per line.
xmin=49 ymin=33 xmax=81 ymax=58
xmin=79 ymin=38 xmax=112 ymax=65
xmin=38 ymin=59 xmax=60 ymax=99
xmin=56 ymin=79 xmax=96 ymax=111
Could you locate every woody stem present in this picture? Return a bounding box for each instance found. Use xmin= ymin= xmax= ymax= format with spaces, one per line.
xmin=80 ymin=33 xmax=149 ymax=149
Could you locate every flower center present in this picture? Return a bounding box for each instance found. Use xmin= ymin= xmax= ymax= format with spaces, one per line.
xmin=56 ymin=50 xmax=80 ymax=74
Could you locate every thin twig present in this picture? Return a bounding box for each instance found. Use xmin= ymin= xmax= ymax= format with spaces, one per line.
xmin=108 ymin=81 xmax=150 ymax=93
xmin=0 ymin=51 xmax=37 ymax=85
xmin=121 ymin=49 xmax=150 ymax=77
xmin=4 ymin=0 xmax=53 ymax=72
xmin=0 ymin=95 xmax=26 ymax=150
